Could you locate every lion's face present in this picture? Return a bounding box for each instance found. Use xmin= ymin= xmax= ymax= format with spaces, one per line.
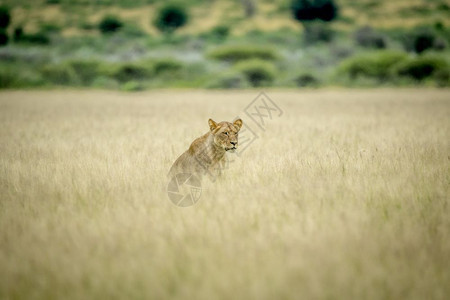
xmin=208 ymin=118 xmax=243 ymax=152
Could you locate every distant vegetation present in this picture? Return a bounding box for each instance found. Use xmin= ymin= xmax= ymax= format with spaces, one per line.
xmin=98 ymin=15 xmax=124 ymax=34
xmin=208 ymin=45 xmax=278 ymax=63
xmin=0 ymin=5 xmax=11 ymax=46
xmin=153 ymin=3 xmax=189 ymax=34
xmin=290 ymin=0 xmax=338 ymax=22
xmin=0 ymin=0 xmax=449 ymax=89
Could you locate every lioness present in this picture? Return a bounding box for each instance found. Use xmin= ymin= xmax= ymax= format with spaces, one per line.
xmin=168 ymin=118 xmax=243 ymax=179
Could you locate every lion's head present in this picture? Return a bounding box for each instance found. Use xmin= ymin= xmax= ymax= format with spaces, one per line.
xmin=208 ymin=118 xmax=243 ymax=152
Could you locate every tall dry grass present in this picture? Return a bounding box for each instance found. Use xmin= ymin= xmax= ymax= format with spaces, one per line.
xmin=0 ymin=89 xmax=449 ymax=299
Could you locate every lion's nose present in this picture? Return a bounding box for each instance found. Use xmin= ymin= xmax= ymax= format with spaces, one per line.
xmin=230 ymin=141 xmax=237 ymax=146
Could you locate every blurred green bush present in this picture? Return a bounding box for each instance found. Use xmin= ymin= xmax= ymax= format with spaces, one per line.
xmin=208 ymin=45 xmax=278 ymax=63
xmin=204 ymin=25 xmax=230 ymax=42
xmin=0 ymin=29 xmax=8 ymax=46
xmin=303 ymin=22 xmax=335 ymax=44
xmin=153 ymin=3 xmax=188 ymax=34
xmin=13 ymin=27 xmax=23 ymax=42
xmin=291 ymin=0 xmax=338 ymax=22
xmin=354 ymin=26 xmax=386 ymax=49
xmin=39 ymin=22 xmax=62 ymax=34
xmin=109 ymin=63 xmax=152 ymax=83
xmin=0 ymin=66 xmax=43 ymax=88
xmin=13 ymin=26 xmax=50 ymax=45
xmin=206 ymin=71 xmax=249 ymax=89
xmin=0 ymin=6 xmax=10 ymax=46
xmin=67 ymin=60 xmax=101 ymax=85
xmin=401 ymin=27 xmax=446 ymax=54
xmin=0 ymin=67 xmax=19 ymax=88
xmin=121 ymin=80 xmax=144 ymax=91
xmin=152 ymin=58 xmax=183 ymax=76
xmin=411 ymin=29 xmax=436 ymax=54
xmin=234 ymin=59 xmax=277 ymax=87
xmin=337 ymin=50 xmax=408 ymax=81
xmin=0 ymin=6 xmax=11 ymax=29
xmin=433 ymin=68 xmax=450 ymax=87
xmin=98 ymin=15 xmax=123 ymax=34
xmin=25 ymin=56 xmax=188 ymax=88
xmin=295 ymin=72 xmax=320 ymax=87
xmin=40 ymin=63 xmax=78 ymax=85
xmin=22 ymin=32 xmax=50 ymax=45
xmin=394 ymin=53 xmax=449 ymax=81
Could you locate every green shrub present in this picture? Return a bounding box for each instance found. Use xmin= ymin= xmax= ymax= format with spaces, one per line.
xmin=291 ymin=0 xmax=338 ymax=22
xmin=40 ymin=64 xmax=78 ymax=85
xmin=354 ymin=26 xmax=386 ymax=49
xmin=402 ymin=28 xmax=441 ymax=54
xmin=92 ymin=76 xmax=119 ymax=89
xmin=0 ymin=29 xmax=8 ymax=46
xmin=234 ymin=59 xmax=277 ymax=87
xmin=0 ymin=6 xmax=11 ymax=29
xmin=434 ymin=38 xmax=447 ymax=51
xmin=121 ymin=80 xmax=144 ymax=92
xmin=303 ymin=21 xmax=335 ymax=44
xmin=40 ymin=23 xmax=62 ymax=34
xmin=437 ymin=3 xmax=450 ymax=12
xmin=153 ymin=3 xmax=188 ymax=34
xmin=99 ymin=15 xmax=123 ymax=34
xmin=121 ymin=24 xmax=147 ymax=37
xmin=0 ymin=66 xmax=44 ymax=88
xmin=79 ymin=22 xmax=96 ymax=31
xmin=41 ymin=60 xmax=108 ymax=86
xmin=295 ymin=73 xmax=320 ymax=87
xmin=413 ymin=30 xmax=435 ymax=54
xmin=394 ymin=54 xmax=448 ymax=81
xmin=67 ymin=60 xmax=101 ymax=85
xmin=14 ymin=28 xmax=50 ymax=45
xmin=110 ymin=63 xmax=151 ymax=82
xmin=433 ymin=20 xmax=444 ymax=31
xmin=433 ymin=68 xmax=450 ymax=87
xmin=0 ymin=67 xmax=17 ymax=88
xmin=25 ymin=32 xmax=50 ymax=44
xmin=208 ymin=45 xmax=278 ymax=63
xmin=13 ymin=27 xmax=23 ymax=42
xmin=206 ymin=71 xmax=249 ymax=89
xmin=208 ymin=25 xmax=230 ymax=41
xmin=337 ymin=50 xmax=408 ymax=81
xmin=152 ymin=58 xmax=183 ymax=75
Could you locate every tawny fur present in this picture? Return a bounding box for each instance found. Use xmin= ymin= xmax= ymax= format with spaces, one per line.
xmin=168 ymin=118 xmax=242 ymax=179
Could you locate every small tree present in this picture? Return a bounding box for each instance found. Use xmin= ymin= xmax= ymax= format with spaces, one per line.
xmin=0 ymin=6 xmax=10 ymax=46
xmin=402 ymin=28 xmax=440 ymax=54
xmin=291 ymin=0 xmax=338 ymax=22
xmin=0 ymin=29 xmax=8 ymax=46
xmin=0 ymin=6 xmax=11 ymax=29
xmin=98 ymin=15 xmax=123 ymax=34
xmin=413 ymin=31 xmax=435 ymax=54
xmin=154 ymin=3 xmax=188 ymax=34
xmin=13 ymin=26 xmax=23 ymax=42
xmin=290 ymin=0 xmax=338 ymax=44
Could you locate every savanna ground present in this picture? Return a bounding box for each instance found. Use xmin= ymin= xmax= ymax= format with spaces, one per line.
xmin=0 ymin=89 xmax=449 ymax=299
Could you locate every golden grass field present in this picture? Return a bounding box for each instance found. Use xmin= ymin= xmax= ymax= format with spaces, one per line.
xmin=0 ymin=89 xmax=449 ymax=299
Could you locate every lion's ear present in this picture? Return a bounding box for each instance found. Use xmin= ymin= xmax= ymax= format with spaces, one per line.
xmin=208 ymin=118 xmax=218 ymax=131
xmin=233 ymin=118 xmax=243 ymax=131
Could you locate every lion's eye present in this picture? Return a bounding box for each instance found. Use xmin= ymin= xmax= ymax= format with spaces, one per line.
xmin=223 ymin=132 xmax=228 ymax=135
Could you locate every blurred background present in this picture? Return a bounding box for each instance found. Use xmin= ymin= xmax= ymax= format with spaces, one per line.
xmin=0 ymin=0 xmax=449 ymax=91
